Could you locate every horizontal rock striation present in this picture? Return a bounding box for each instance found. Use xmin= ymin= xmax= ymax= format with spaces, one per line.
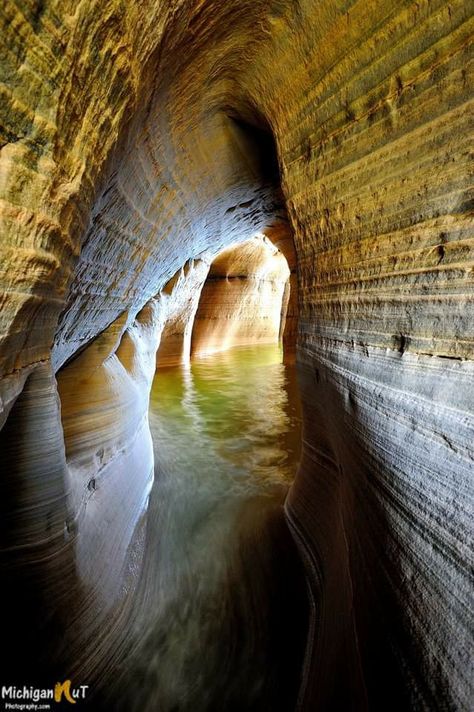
xmin=191 ymin=236 xmax=290 ymax=357
xmin=288 ymin=345 xmax=474 ymax=710
xmin=0 ymin=0 xmax=473 ymax=709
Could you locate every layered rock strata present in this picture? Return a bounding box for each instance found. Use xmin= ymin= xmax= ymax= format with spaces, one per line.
xmin=191 ymin=236 xmax=290 ymax=357
xmin=155 ymin=257 xmax=211 ymax=368
xmin=0 ymin=0 xmax=473 ymax=709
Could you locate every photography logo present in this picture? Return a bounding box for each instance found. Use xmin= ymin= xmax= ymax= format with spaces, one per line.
xmin=2 ymin=680 xmax=88 ymax=709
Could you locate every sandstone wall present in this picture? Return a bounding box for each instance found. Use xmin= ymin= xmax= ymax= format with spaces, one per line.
xmin=156 ymin=257 xmax=211 ymax=368
xmin=191 ymin=236 xmax=290 ymax=357
xmin=1 ymin=0 xmax=472 ymax=708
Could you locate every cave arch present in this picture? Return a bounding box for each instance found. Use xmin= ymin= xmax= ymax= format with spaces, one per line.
xmin=0 ymin=2 xmax=472 ymax=710
xmin=190 ymin=234 xmax=291 ymax=358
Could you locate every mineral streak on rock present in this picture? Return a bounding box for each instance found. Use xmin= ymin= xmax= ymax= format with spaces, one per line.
xmin=0 ymin=0 xmax=473 ymax=709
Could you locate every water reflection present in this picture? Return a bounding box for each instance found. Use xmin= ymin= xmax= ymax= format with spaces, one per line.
xmin=110 ymin=344 xmax=307 ymax=711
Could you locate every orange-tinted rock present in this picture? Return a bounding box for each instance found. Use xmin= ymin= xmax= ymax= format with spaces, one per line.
xmin=156 ymin=258 xmax=211 ymax=368
xmin=0 ymin=0 xmax=472 ymax=708
xmin=192 ymin=237 xmax=290 ymax=357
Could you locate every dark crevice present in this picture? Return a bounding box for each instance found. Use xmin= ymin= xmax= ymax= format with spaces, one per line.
xmin=226 ymin=112 xmax=281 ymax=187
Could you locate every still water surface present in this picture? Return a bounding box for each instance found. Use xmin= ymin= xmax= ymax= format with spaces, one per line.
xmin=112 ymin=344 xmax=308 ymax=711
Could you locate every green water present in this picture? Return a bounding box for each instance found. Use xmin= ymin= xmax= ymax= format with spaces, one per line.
xmin=112 ymin=344 xmax=307 ymax=712
xmin=151 ymin=343 xmax=302 ymax=487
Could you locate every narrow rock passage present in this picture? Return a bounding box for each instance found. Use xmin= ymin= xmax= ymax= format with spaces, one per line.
xmin=99 ymin=344 xmax=308 ymax=711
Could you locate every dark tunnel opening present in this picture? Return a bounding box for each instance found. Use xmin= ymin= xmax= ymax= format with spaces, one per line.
xmin=2 ymin=3 xmax=471 ymax=710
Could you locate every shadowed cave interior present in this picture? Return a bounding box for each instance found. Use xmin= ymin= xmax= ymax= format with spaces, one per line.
xmin=0 ymin=1 xmax=473 ymax=711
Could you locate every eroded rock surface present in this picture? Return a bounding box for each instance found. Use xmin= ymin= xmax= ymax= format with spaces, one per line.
xmin=156 ymin=257 xmax=211 ymax=368
xmin=0 ymin=0 xmax=473 ymax=709
xmin=191 ymin=236 xmax=290 ymax=357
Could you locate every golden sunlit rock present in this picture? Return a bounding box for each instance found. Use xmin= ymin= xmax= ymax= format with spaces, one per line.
xmin=191 ymin=236 xmax=290 ymax=357
xmin=0 ymin=0 xmax=472 ymax=709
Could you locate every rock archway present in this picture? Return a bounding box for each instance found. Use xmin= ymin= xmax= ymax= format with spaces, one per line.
xmin=1 ymin=1 xmax=472 ymax=710
xmin=190 ymin=235 xmax=291 ymax=358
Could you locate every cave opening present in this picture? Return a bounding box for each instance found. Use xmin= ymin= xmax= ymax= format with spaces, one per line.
xmin=190 ymin=234 xmax=292 ymax=359
xmin=122 ymin=334 xmax=308 ymax=712
xmin=121 ymin=121 xmax=309 ymax=711
xmin=43 ymin=103 xmax=308 ymax=710
xmin=155 ymin=232 xmax=294 ymax=368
